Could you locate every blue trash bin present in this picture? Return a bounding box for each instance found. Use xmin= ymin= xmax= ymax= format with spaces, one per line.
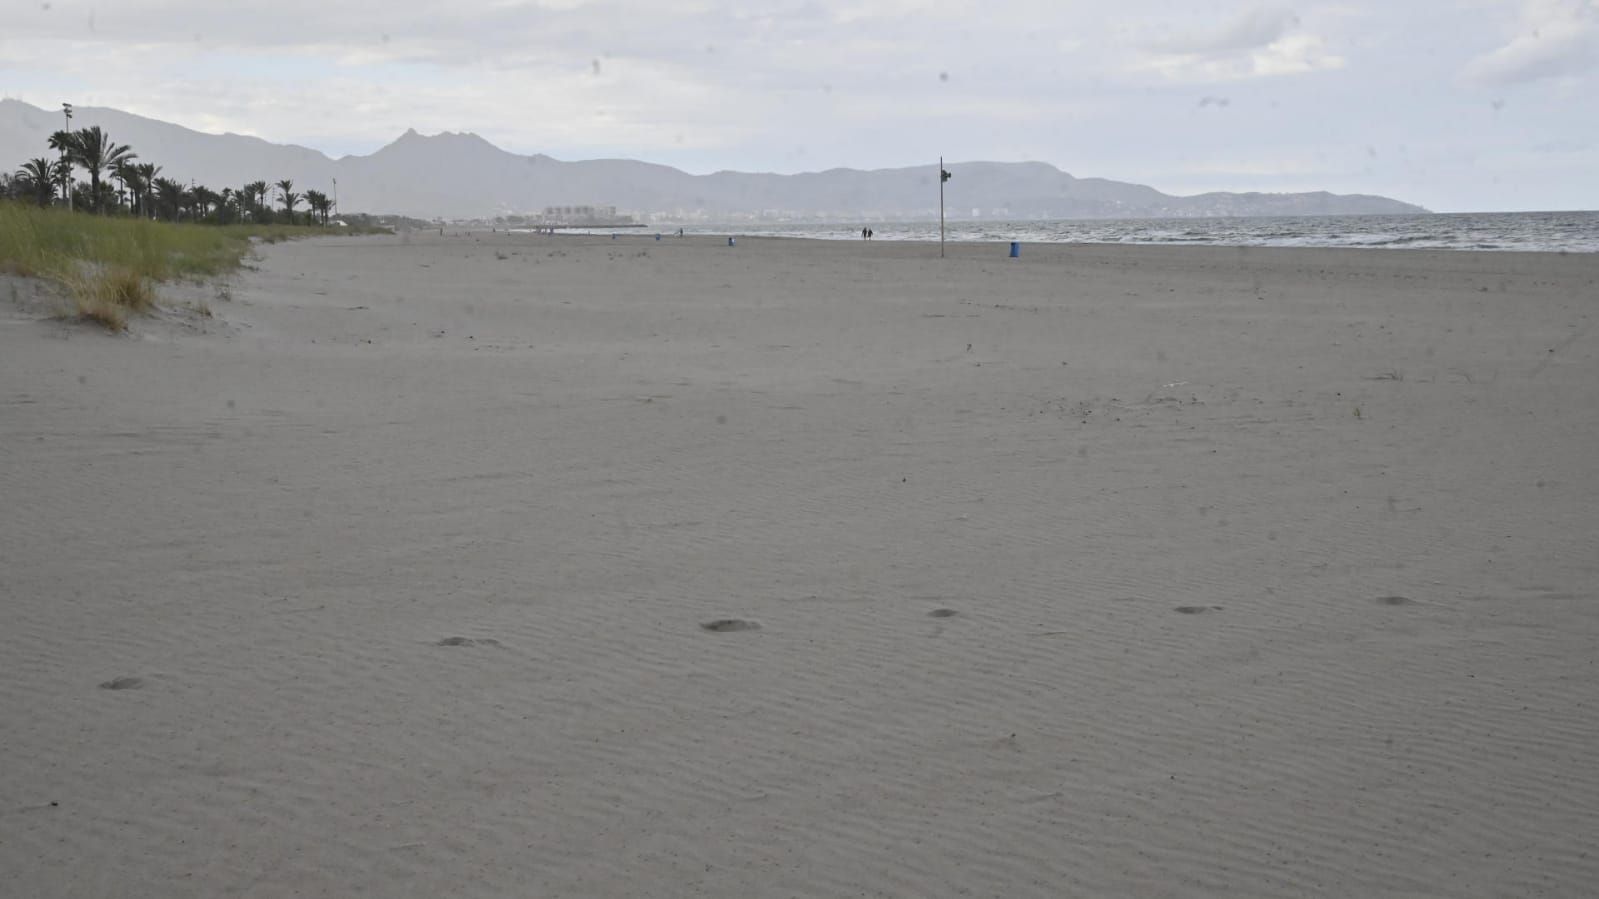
xmin=1009 ymin=241 xmax=1021 ymax=258
xmin=655 ymin=233 xmax=661 ymax=241
xmin=728 ymin=237 xmax=736 ymax=247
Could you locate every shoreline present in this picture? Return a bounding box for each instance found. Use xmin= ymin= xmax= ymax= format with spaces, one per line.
xmin=506 ymin=229 xmax=1599 ymax=270
xmin=512 ymin=228 xmax=1599 ymax=254
xmin=498 ymin=207 xmax=1599 ymax=254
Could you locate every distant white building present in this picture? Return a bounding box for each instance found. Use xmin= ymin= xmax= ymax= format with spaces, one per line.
xmin=538 ymin=205 xmax=624 ymax=224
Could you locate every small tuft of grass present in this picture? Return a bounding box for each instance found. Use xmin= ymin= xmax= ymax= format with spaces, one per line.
xmin=53 ymin=266 xmax=155 ymax=331
xmin=97 ymin=267 xmax=156 ymax=313
xmin=72 ymin=296 xmax=129 ymax=331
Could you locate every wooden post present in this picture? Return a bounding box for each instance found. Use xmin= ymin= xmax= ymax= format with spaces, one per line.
xmin=939 ymin=156 xmax=946 ymax=258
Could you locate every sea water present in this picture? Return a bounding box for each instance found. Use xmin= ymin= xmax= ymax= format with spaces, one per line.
xmin=678 ymin=211 xmax=1599 ymax=253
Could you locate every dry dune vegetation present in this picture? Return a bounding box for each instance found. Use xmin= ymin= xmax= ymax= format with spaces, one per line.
xmin=0 ymin=202 xmax=339 ymax=329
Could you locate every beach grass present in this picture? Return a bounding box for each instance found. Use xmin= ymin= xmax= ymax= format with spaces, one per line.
xmin=0 ymin=202 xmax=349 ymax=329
xmin=53 ymin=266 xmax=155 ymax=331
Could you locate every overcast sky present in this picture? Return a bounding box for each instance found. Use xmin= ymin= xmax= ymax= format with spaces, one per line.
xmin=4 ymin=0 xmax=1597 ymax=211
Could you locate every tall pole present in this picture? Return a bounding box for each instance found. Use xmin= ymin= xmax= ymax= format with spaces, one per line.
xmin=939 ymin=156 xmax=945 ymax=258
xmin=332 ymin=177 xmax=338 ymax=219
xmin=62 ymin=102 xmax=73 ymax=211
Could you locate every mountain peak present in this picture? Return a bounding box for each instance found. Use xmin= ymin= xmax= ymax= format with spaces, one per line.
xmin=380 ymin=128 xmax=502 ymax=158
xmin=392 ymin=127 xmax=488 ymax=143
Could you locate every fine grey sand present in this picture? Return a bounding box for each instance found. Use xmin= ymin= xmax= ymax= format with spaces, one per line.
xmin=3 ymin=233 xmax=1597 ymax=897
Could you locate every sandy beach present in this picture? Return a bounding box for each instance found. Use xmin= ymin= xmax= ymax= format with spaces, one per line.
xmin=3 ymin=232 xmax=1597 ymax=897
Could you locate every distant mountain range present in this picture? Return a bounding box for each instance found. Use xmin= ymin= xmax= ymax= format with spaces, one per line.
xmin=1 ymin=99 xmax=1428 ymax=221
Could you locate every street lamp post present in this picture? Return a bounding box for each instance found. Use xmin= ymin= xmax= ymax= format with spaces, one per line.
xmin=61 ymin=102 xmax=73 ymax=211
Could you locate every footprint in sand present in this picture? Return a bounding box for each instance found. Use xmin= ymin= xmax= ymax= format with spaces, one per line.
xmin=1374 ymin=595 xmax=1413 ymax=606
xmin=435 ymin=636 xmax=501 ymax=647
xmin=1174 ymin=606 xmax=1223 ymax=615
xmin=701 ymin=619 xmax=761 ymax=633
xmin=99 ymin=676 xmax=145 ymax=690
xmin=928 ymin=608 xmax=960 ymax=618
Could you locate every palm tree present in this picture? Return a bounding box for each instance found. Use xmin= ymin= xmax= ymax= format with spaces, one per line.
xmin=304 ymin=190 xmax=330 ymax=225
xmin=153 ymin=177 xmax=186 ymax=221
xmin=53 ymin=159 xmax=75 ymax=206
xmin=16 ymin=158 xmax=58 ymax=207
xmin=112 ymin=159 xmax=138 ymax=213
xmin=192 ymin=186 xmax=221 ymax=221
xmin=134 ymin=163 xmax=161 ymax=218
xmin=47 ymin=130 xmax=76 ymax=205
xmin=60 ymin=126 xmax=136 ymax=214
xmin=89 ymin=180 xmax=118 ymax=212
xmin=276 ymin=179 xmax=299 ymax=222
xmin=241 ymin=181 xmax=268 ymax=222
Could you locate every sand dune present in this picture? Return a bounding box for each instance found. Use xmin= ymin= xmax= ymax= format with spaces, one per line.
xmin=3 ymin=233 xmax=1597 ymax=897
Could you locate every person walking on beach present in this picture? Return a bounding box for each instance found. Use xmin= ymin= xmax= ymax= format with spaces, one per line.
xmin=862 ymin=227 xmax=869 ymax=240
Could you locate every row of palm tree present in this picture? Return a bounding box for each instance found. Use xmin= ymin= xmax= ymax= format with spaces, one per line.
xmin=5 ymin=125 xmax=336 ymax=226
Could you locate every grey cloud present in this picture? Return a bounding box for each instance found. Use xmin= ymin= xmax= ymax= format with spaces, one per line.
xmin=18 ymin=1 xmax=857 ymax=68
xmin=1467 ymin=34 xmax=1598 ymax=84
xmin=1147 ymin=6 xmax=1300 ymax=56
xmin=1466 ymin=0 xmax=1599 ymax=84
